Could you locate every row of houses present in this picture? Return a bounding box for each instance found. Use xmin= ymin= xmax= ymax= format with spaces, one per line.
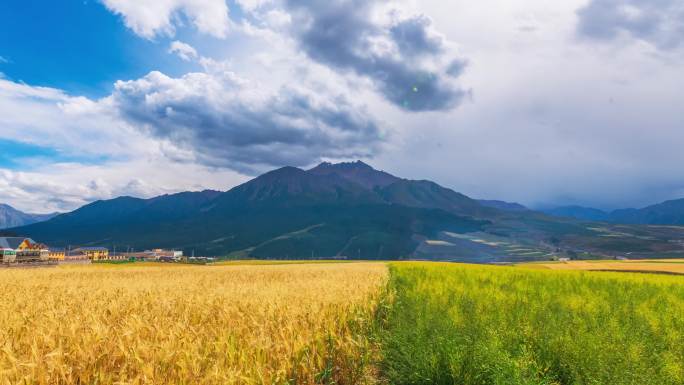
xmin=47 ymin=246 xmax=111 ymax=261
xmin=0 ymin=237 xmax=48 ymax=263
xmin=0 ymin=237 xmax=182 ymax=264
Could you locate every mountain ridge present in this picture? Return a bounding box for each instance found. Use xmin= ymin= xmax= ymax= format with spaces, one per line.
xmin=0 ymin=204 xmax=58 ymax=229
xmin=543 ymin=199 xmax=684 ymax=225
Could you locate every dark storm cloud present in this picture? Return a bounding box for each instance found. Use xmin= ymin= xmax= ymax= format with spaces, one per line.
xmin=283 ymin=0 xmax=467 ymax=112
xmin=577 ymin=0 xmax=684 ymax=49
xmin=111 ymin=71 xmax=383 ymax=174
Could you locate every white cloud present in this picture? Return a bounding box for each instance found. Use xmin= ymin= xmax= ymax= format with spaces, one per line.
xmin=3 ymin=0 xmax=684 ymax=213
xmin=578 ymin=0 xmax=684 ymax=50
xmin=0 ymin=78 xmax=247 ymax=213
xmin=169 ymin=40 xmax=199 ymax=61
xmin=370 ymin=0 xmax=684 ymax=209
xmin=242 ymin=0 xmax=469 ymax=112
xmin=101 ymin=0 xmax=231 ymax=39
xmin=109 ymin=69 xmax=385 ymax=174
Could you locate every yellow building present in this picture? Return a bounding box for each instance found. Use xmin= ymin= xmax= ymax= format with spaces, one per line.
xmin=72 ymin=247 xmax=109 ymax=261
xmin=48 ymin=248 xmax=66 ymax=261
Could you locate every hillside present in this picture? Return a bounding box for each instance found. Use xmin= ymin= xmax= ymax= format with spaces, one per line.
xmin=0 ymin=204 xmax=58 ymax=229
xmin=609 ymin=199 xmax=684 ymax=225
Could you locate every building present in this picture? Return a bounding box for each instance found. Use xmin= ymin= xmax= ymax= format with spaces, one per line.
xmin=122 ymin=249 xmax=183 ymax=262
xmin=0 ymin=237 xmax=49 ymax=263
xmin=71 ymin=247 xmax=109 ymax=261
xmin=107 ymin=253 xmax=128 ymax=261
xmin=48 ymin=248 xmax=66 ymax=261
xmin=148 ymin=249 xmax=183 ymax=258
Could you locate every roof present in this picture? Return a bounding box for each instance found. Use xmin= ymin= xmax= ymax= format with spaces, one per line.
xmin=73 ymin=247 xmax=108 ymax=251
xmin=0 ymin=237 xmax=35 ymax=250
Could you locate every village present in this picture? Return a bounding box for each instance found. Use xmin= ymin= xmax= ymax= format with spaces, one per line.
xmin=0 ymin=237 xmax=197 ymax=265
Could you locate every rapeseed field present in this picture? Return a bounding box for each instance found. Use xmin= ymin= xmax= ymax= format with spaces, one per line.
xmin=380 ymin=262 xmax=684 ymax=385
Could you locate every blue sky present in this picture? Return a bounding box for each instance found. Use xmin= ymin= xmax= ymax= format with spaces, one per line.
xmin=0 ymin=0 xmax=196 ymax=97
xmin=0 ymin=0 xmax=683 ymax=213
xmin=0 ymin=139 xmax=109 ymax=170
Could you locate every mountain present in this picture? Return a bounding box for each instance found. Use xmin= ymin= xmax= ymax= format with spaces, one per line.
xmin=609 ymin=199 xmax=684 ymax=225
xmin=17 ymin=190 xmax=222 ymax=246
xmin=13 ymin=161 xmax=684 ymax=261
xmin=477 ymin=200 xmax=528 ymax=212
xmin=0 ymin=204 xmax=58 ymax=229
xmin=11 ymin=164 xmax=488 ymax=259
xmin=542 ymin=206 xmax=609 ymax=222
xmin=543 ymin=199 xmax=684 ymax=225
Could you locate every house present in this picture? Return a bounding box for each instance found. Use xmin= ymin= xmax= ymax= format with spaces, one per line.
xmin=48 ymin=248 xmax=66 ymax=261
xmin=0 ymin=237 xmax=49 ymax=263
xmin=107 ymin=253 xmax=128 ymax=261
xmin=148 ymin=249 xmax=183 ymax=259
xmin=122 ymin=249 xmax=183 ymax=262
xmin=71 ymin=247 xmax=109 ymax=261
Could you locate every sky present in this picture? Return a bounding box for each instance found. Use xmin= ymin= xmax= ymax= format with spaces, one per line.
xmin=0 ymin=0 xmax=683 ymax=213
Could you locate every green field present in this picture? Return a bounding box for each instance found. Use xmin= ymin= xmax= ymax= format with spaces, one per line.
xmin=378 ymin=263 xmax=684 ymax=385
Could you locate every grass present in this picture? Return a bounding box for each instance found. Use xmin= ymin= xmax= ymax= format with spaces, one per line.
xmin=0 ymin=262 xmax=387 ymax=384
xmin=379 ymin=262 xmax=684 ymax=385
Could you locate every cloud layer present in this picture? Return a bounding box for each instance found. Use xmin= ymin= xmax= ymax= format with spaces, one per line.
xmin=0 ymin=77 xmax=253 ymax=213
xmin=578 ymin=0 xmax=684 ymax=49
xmin=110 ymin=70 xmax=384 ymax=174
xmin=3 ymin=0 xmax=684 ymax=213
xmin=282 ymin=0 xmax=467 ymax=112
xmin=101 ymin=0 xmax=231 ymax=38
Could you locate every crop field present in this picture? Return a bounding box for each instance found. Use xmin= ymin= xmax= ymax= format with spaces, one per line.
xmin=521 ymin=260 xmax=684 ymax=275
xmin=380 ymin=263 xmax=684 ymax=385
xmin=0 ymin=263 xmax=387 ymax=385
xmin=1 ymin=261 xmax=683 ymax=385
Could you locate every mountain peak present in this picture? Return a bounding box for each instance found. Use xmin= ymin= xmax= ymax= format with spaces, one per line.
xmin=309 ymin=160 xmax=400 ymax=189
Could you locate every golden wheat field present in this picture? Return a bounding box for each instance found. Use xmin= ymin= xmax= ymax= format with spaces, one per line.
xmin=524 ymin=260 xmax=684 ymax=274
xmin=0 ymin=263 xmax=387 ymax=385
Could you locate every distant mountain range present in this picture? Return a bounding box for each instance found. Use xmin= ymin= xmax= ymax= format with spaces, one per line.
xmin=543 ymin=200 xmax=684 ymax=225
xmin=0 ymin=204 xmax=58 ymax=229
xmin=11 ymin=161 xmax=684 ymax=261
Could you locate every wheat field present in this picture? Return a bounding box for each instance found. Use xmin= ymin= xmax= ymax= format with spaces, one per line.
xmin=524 ymin=260 xmax=684 ymax=274
xmin=0 ymin=263 xmax=387 ymax=385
